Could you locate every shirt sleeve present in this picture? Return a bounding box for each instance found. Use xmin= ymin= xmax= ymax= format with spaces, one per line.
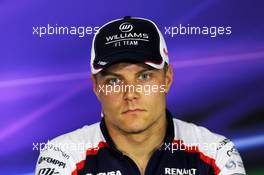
xmin=35 ymin=142 xmax=76 ymax=175
xmin=215 ymin=138 xmax=246 ymax=175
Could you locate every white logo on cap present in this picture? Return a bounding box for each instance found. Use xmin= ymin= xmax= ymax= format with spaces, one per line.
xmin=119 ymin=22 xmax=133 ymax=32
xmin=98 ymin=61 xmax=107 ymax=65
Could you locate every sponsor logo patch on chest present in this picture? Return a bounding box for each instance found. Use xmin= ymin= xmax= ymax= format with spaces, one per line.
xmin=165 ymin=168 xmax=197 ymax=175
xmin=86 ymin=170 xmax=122 ymax=175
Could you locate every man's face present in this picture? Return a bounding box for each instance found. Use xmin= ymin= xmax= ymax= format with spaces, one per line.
xmin=92 ymin=63 xmax=173 ymax=134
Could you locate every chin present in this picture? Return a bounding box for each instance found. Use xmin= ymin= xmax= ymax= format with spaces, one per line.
xmin=123 ymin=127 xmax=147 ymax=134
xmin=118 ymin=112 xmax=150 ymax=133
xmin=121 ymin=121 xmax=148 ymax=134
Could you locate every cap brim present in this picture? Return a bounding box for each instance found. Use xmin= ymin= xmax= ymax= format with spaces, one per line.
xmin=96 ymin=50 xmax=163 ymax=70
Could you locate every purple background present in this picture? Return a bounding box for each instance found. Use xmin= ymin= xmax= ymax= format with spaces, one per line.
xmin=0 ymin=0 xmax=264 ymax=174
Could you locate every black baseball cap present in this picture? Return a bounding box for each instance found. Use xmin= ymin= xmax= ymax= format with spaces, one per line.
xmin=90 ymin=16 xmax=169 ymax=74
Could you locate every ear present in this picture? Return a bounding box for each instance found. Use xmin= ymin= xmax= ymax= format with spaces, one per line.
xmin=165 ymin=64 xmax=173 ymax=94
xmin=91 ymin=75 xmax=99 ymax=98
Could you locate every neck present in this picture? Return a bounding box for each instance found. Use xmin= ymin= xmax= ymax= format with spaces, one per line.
xmin=106 ymin=113 xmax=167 ymax=159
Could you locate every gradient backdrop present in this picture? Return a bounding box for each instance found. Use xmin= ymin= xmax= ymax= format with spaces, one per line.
xmin=0 ymin=0 xmax=264 ymax=174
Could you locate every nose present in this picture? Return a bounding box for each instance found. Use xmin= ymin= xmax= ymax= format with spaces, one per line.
xmin=123 ymin=83 xmax=140 ymax=101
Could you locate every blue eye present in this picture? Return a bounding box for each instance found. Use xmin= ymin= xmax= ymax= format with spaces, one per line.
xmin=139 ymin=73 xmax=151 ymax=81
xmin=106 ymin=78 xmax=122 ymax=85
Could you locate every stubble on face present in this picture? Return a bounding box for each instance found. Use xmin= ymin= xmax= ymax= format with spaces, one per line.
xmin=93 ymin=63 xmax=171 ymax=135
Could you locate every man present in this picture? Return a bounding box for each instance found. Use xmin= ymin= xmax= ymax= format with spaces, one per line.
xmin=35 ymin=16 xmax=246 ymax=175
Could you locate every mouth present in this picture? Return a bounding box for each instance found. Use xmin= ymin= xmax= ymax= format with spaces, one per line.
xmin=122 ymin=109 xmax=146 ymax=114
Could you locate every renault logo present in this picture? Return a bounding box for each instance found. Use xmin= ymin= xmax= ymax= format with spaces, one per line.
xmin=119 ymin=22 xmax=133 ymax=32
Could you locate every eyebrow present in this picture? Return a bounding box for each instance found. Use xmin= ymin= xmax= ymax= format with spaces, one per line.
xmin=99 ymin=67 xmax=156 ymax=77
